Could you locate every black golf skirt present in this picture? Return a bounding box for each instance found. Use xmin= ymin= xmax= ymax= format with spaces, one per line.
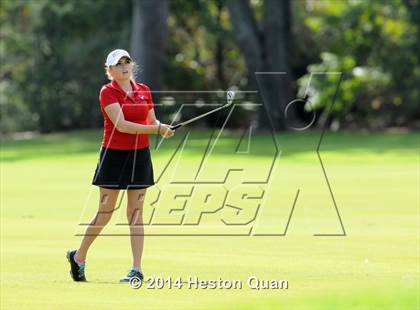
xmin=92 ymin=147 xmax=155 ymax=190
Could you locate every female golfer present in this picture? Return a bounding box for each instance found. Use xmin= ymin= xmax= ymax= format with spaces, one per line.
xmin=66 ymin=49 xmax=174 ymax=282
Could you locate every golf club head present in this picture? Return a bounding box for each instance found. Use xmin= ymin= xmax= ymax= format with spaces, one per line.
xmin=227 ymin=90 xmax=235 ymax=105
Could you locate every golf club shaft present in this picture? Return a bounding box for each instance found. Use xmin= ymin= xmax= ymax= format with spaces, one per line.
xmin=170 ymin=90 xmax=236 ymax=130
xmin=170 ymin=104 xmax=232 ymax=130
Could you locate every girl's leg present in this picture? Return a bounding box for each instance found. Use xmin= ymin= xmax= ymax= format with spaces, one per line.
xmin=75 ymin=187 xmax=120 ymax=262
xmin=126 ymin=188 xmax=146 ymax=270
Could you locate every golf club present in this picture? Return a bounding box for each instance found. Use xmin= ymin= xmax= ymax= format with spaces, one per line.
xmin=170 ymin=90 xmax=236 ymax=130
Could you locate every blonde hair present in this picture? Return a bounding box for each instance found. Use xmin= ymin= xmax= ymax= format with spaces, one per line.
xmin=105 ymin=61 xmax=139 ymax=81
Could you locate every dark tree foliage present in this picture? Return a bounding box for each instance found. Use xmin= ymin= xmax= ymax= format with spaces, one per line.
xmin=1 ymin=0 xmax=418 ymax=134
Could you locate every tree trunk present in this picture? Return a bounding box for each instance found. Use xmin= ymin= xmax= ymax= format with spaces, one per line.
xmin=131 ymin=0 xmax=168 ymax=91
xmin=216 ymin=0 xmax=226 ymax=87
xmin=225 ymin=0 xmax=263 ymax=91
xmin=225 ymin=0 xmax=293 ymax=130
xmin=261 ymin=0 xmax=293 ymax=129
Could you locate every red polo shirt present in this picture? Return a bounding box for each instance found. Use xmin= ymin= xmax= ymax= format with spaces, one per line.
xmin=99 ymin=80 xmax=154 ymax=150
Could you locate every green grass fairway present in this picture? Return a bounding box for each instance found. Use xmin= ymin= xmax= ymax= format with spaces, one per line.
xmin=1 ymin=130 xmax=419 ymax=309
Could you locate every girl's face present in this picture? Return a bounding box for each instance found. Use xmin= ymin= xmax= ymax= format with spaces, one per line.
xmin=108 ymin=57 xmax=133 ymax=81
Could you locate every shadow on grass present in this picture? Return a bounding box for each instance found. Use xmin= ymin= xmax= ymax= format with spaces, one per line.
xmin=88 ymin=280 xmax=128 ymax=285
xmin=0 ymin=129 xmax=418 ymax=162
